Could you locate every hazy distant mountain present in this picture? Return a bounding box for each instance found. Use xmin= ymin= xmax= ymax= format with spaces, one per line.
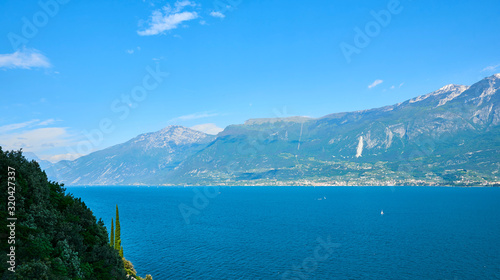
xmin=48 ymin=74 xmax=500 ymax=186
xmin=47 ymin=126 xmax=215 ymax=185
xmin=24 ymin=152 xmax=54 ymax=171
xmin=23 ymin=152 xmax=62 ymax=180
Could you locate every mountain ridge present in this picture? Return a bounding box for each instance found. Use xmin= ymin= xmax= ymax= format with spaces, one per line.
xmin=40 ymin=74 xmax=500 ymax=186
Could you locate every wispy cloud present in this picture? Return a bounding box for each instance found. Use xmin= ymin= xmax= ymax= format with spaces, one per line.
xmin=174 ymin=112 xmax=219 ymax=121
xmin=191 ymin=123 xmax=224 ymax=135
xmin=126 ymin=46 xmax=141 ymax=54
xmin=42 ymin=153 xmax=84 ymax=162
xmin=481 ymin=64 xmax=499 ymax=72
xmin=368 ymin=79 xmax=383 ymax=89
xmin=210 ymin=11 xmax=225 ymax=18
xmin=0 ymin=127 xmax=72 ymax=153
xmin=0 ymin=119 xmax=58 ymax=133
xmin=0 ymin=119 xmax=41 ymax=134
xmin=0 ymin=119 xmax=81 ymax=162
xmin=0 ymin=48 xmax=51 ymax=69
xmin=138 ymin=0 xmax=198 ymax=36
xmin=38 ymin=119 xmax=57 ymax=126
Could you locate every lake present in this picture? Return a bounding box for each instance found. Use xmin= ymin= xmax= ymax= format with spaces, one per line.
xmin=68 ymin=186 xmax=500 ymax=280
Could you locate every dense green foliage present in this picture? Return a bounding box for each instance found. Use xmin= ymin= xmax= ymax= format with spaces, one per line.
xmin=121 ymin=257 xmax=153 ymax=280
xmin=114 ymin=205 xmax=122 ymax=257
xmin=108 ymin=206 xmax=153 ymax=280
xmin=110 ymin=218 xmax=114 ymax=248
xmin=0 ymin=148 xmax=128 ymax=279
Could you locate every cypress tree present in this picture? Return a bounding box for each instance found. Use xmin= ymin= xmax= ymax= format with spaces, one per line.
xmin=119 ymin=246 xmax=124 ymax=258
xmin=115 ymin=205 xmax=121 ymax=252
xmin=110 ymin=218 xmax=114 ymax=247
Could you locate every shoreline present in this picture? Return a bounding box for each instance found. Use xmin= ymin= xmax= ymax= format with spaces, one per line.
xmin=64 ymin=184 xmax=499 ymax=188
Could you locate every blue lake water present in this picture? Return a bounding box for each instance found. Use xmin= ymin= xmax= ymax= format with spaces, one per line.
xmin=68 ymin=186 xmax=500 ymax=280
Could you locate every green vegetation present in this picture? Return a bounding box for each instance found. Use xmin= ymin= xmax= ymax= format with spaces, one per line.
xmin=110 ymin=218 xmax=114 ymax=248
xmin=0 ymin=148 xmax=152 ymax=279
xmin=109 ymin=205 xmax=153 ymax=279
xmin=114 ymin=205 xmax=122 ymax=257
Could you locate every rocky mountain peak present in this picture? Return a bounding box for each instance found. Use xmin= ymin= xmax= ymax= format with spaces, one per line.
xmin=409 ymin=84 xmax=468 ymax=105
xmin=133 ymin=125 xmax=214 ymax=148
xmin=435 ymin=84 xmax=469 ymax=107
xmin=44 ymin=75 xmax=500 ymax=186
xmin=437 ymin=84 xmax=468 ymax=92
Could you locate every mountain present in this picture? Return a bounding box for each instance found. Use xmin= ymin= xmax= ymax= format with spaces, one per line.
xmin=24 ymin=152 xmax=53 ymax=169
xmin=49 ymin=74 xmax=500 ymax=186
xmin=165 ymin=74 xmax=500 ymax=186
xmin=48 ymin=126 xmax=215 ymax=185
xmin=23 ymin=151 xmax=62 ymax=180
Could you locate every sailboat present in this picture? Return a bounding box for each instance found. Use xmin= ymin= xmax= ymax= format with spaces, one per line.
xmin=381 ymin=210 xmax=384 ymax=215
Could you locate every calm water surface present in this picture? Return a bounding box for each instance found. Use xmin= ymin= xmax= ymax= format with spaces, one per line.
xmin=68 ymin=186 xmax=500 ymax=280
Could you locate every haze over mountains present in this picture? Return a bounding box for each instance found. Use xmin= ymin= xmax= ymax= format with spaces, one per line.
xmin=41 ymin=74 xmax=500 ymax=186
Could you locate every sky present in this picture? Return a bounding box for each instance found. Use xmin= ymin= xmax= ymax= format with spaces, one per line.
xmin=0 ymin=0 xmax=499 ymax=162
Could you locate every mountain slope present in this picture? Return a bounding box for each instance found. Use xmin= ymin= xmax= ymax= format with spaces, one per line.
xmin=0 ymin=149 xmax=129 ymax=279
xmin=165 ymin=74 xmax=500 ymax=186
xmin=49 ymin=74 xmax=500 ymax=186
xmin=48 ymin=126 xmax=215 ymax=185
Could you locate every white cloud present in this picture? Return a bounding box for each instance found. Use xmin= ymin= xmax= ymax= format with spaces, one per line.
xmin=173 ymin=112 xmax=219 ymax=121
xmin=138 ymin=0 xmax=198 ymax=36
xmin=390 ymin=85 xmax=395 ymax=90
xmin=41 ymin=153 xmax=84 ymax=162
xmin=0 ymin=48 xmax=51 ymax=69
xmin=191 ymin=123 xmax=224 ymax=135
xmin=0 ymin=119 xmax=79 ymax=163
xmin=482 ymin=64 xmax=499 ymax=72
xmin=0 ymin=119 xmax=40 ymax=134
xmin=399 ymin=82 xmax=404 ymax=88
xmin=0 ymin=119 xmax=57 ymax=134
xmin=177 ymin=0 xmax=197 ymax=10
xmin=126 ymin=46 xmax=141 ymax=54
xmin=368 ymin=79 xmax=383 ymax=89
xmin=210 ymin=11 xmax=225 ymax=18
xmin=38 ymin=119 xmax=57 ymax=126
xmin=0 ymin=127 xmax=73 ymax=153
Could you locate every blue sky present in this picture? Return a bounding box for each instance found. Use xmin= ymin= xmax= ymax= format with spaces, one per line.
xmin=1 ymin=0 xmax=499 ymax=162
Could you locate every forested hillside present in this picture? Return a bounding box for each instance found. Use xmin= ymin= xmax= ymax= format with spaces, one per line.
xmin=0 ymin=148 xmax=150 ymax=279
